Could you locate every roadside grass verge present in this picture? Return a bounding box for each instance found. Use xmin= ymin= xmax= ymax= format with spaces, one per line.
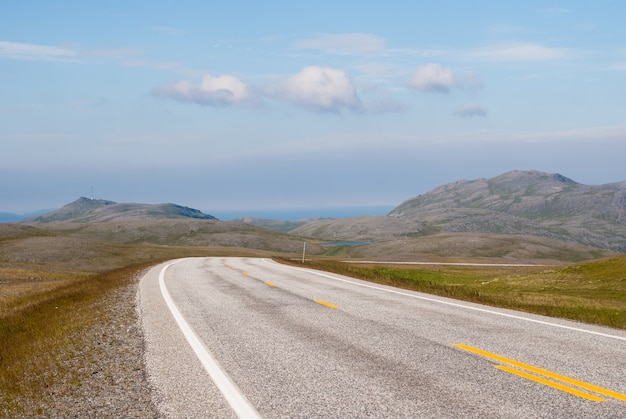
xmin=0 ymin=261 xmax=162 ymax=415
xmin=0 ymin=238 xmax=271 ymax=415
xmin=274 ymin=255 xmax=626 ymax=330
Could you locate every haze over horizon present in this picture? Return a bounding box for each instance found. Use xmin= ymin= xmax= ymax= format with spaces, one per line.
xmin=2 ymin=1 xmax=625 ymax=214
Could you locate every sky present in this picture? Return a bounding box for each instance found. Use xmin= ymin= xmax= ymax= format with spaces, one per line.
xmin=2 ymin=1 xmax=626 ymax=217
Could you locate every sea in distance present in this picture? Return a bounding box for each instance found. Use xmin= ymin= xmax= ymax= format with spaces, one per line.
xmin=209 ymin=205 xmax=394 ymax=221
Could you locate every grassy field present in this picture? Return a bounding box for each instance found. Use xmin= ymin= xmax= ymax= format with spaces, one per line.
xmin=275 ymin=255 xmax=626 ymax=330
xmin=2 ymin=221 xmax=624 ymax=414
xmin=0 ymin=261 xmax=154 ymax=414
xmin=0 ymin=225 xmax=274 ymax=414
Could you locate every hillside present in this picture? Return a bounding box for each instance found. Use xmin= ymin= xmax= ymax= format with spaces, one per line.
xmin=292 ymin=170 xmax=626 ymax=256
xmin=388 ymin=170 xmax=626 ymax=251
xmin=238 ymin=217 xmax=311 ymax=233
xmin=23 ymin=197 xmax=217 ymax=223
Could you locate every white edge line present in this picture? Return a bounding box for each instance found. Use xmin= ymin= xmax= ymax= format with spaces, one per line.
xmin=159 ymin=259 xmax=261 ymax=419
xmin=345 ymin=260 xmax=547 ymax=267
xmin=262 ymin=258 xmax=626 ymax=342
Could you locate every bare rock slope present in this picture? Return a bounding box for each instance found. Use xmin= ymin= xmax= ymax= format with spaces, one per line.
xmin=24 ymin=197 xmax=217 ymax=223
xmin=293 ymin=170 xmax=626 ymax=253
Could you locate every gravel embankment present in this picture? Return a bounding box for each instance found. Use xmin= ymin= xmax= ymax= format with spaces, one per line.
xmin=21 ymin=273 xmax=160 ymax=418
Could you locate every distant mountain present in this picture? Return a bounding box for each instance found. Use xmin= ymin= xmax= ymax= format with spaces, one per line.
xmin=0 ymin=209 xmax=54 ymax=223
xmin=0 ymin=213 xmax=22 ymax=223
xmin=23 ymin=197 xmax=217 ymax=223
xmin=388 ymin=170 xmax=626 ymax=251
xmin=292 ymin=170 xmax=626 ymax=253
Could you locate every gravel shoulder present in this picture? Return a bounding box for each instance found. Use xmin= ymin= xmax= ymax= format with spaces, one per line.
xmin=15 ymin=270 xmax=160 ymax=418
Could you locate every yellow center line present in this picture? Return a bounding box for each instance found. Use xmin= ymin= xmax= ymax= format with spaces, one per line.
xmin=242 ymin=271 xmax=250 ymax=277
xmin=314 ymin=300 xmax=339 ymax=309
xmin=453 ymin=343 xmax=626 ymax=402
xmin=265 ymin=281 xmax=277 ymax=287
xmin=494 ymin=366 xmax=605 ymax=402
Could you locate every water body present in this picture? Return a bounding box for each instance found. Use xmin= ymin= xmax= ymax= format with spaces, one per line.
xmin=209 ymin=205 xmax=394 ymax=221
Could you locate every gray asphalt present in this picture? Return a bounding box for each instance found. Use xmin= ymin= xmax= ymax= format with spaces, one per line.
xmin=139 ymin=257 xmax=626 ymax=418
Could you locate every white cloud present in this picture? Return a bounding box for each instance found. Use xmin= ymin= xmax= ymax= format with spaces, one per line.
xmin=268 ymin=66 xmax=362 ymax=112
xmin=455 ymin=103 xmax=488 ymax=118
xmin=0 ymin=41 xmax=78 ymax=61
xmin=295 ymin=33 xmax=385 ymax=55
xmin=153 ymin=73 xmax=258 ymax=107
xmin=408 ymin=64 xmax=458 ymax=93
xmin=467 ymin=43 xmax=578 ymax=62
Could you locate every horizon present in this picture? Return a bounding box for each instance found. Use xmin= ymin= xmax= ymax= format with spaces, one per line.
xmin=0 ymin=197 xmax=397 ymax=221
xmin=3 ymin=168 xmax=626 ymax=221
xmin=1 ymin=201 xmax=396 ymax=221
xmin=0 ymin=204 xmax=395 ymax=223
xmin=2 ymin=1 xmax=625 ymax=213
xmin=3 ymin=168 xmax=626 ymax=217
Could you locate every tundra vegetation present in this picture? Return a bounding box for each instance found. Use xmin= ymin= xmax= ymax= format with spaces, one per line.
xmin=0 ymin=223 xmax=274 ymax=415
xmin=275 ymin=255 xmax=626 ymax=330
xmin=3 ymin=170 xmax=625 ymax=414
xmin=2 ymin=223 xmax=624 ymax=416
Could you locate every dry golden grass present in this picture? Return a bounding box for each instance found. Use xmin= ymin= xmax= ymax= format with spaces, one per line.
xmin=0 ymin=261 xmax=155 ymax=415
xmin=1 ymin=220 xmax=622 ymax=414
xmin=0 ymin=267 xmax=88 ymax=316
xmin=0 ymin=224 xmax=284 ymax=414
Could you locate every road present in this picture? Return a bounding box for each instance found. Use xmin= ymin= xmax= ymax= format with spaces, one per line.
xmin=139 ymin=257 xmax=626 ymax=418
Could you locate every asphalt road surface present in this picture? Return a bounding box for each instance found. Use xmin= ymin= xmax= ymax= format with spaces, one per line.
xmin=139 ymin=257 xmax=626 ymax=418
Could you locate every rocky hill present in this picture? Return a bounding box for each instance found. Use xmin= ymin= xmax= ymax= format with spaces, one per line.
xmin=293 ymin=171 xmax=626 ymax=253
xmin=23 ymin=197 xmax=217 ymax=223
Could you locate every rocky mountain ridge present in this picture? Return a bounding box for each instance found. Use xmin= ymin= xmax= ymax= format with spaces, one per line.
xmin=23 ymin=197 xmax=217 ymax=223
xmin=293 ymin=170 xmax=626 ymax=252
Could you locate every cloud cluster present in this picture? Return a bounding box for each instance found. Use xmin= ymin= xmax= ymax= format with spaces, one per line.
xmin=455 ymin=103 xmax=488 ymax=118
xmin=154 ymin=63 xmax=487 ymax=116
xmin=267 ymin=66 xmax=361 ymax=112
xmin=155 ymin=66 xmax=362 ymax=113
xmin=153 ymin=74 xmax=258 ymax=107
xmin=405 ymin=63 xmax=487 ymax=117
xmin=408 ymin=63 xmax=457 ymax=93
xmin=408 ymin=63 xmax=483 ymax=93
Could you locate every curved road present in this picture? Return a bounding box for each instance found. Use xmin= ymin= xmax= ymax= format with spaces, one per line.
xmin=139 ymin=257 xmax=626 ymax=418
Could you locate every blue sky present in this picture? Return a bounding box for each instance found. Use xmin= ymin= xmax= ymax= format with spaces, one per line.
xmin=2 ymin=1 xmax=625 ymax=216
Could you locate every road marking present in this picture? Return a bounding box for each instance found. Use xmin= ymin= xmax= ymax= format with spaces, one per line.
xmin=266 ymin=260 xmax=626 ymax=342
xmin=346 ymin=260 xmax=547 ymax=267
xmin=265 ymin=281 xmax=277 ymax=287
xmin=314 ymin=299 xmax=339 ymax=309
xmin=243 ymin=271 xmax=250 ymax=276
xmin=454 ymin=343 xmax=626 ymax=402
xmin=494 ymin=366 xmax=605 ymax=402
xmin=159 ymin=260 xmax=261 ymax=419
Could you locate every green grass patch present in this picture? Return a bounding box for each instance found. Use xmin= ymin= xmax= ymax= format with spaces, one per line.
xmin=275 ymin=255 xmax=626 ymax=330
